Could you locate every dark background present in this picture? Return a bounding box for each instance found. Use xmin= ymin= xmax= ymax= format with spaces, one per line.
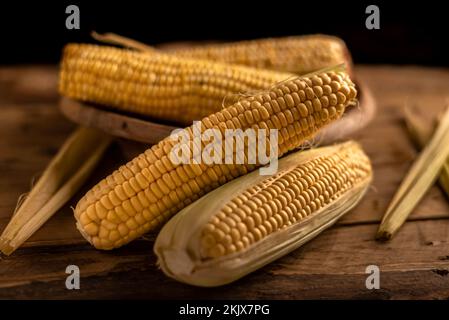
xmin=0 ymin=0 xmax=447 ymax=66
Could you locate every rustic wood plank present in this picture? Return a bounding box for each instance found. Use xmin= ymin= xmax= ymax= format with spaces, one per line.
xmin=0 ymin=66 xmax=58 ymax=104
xmin=0 ymin=220 xmax=448 ymax=299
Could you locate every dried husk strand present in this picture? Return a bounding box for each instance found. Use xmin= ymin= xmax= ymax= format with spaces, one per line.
xmin=91 ymin=31 xmax=156 ymax=53
xmin=377 ymin=105 xmax=449 ymax=241
xmin=0 ymin=127 xmax=112 ymax=255
xmin=154 ymin=141 xmax=372 ymax=287
xmin=404 ymin=106 xmax=449 ymax=199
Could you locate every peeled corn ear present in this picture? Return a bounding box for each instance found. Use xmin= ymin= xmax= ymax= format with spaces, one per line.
xmin=92 ymin=33 xmax=352 ymax=76
xmin=154 ymin=141 xmax=372 ymax=287
xmin=59 ymin=44 xmax=294 ymax=125
xmin=163 ymin=35 xmax=352 ymax=75
xmin=73 ymin=69 xmax=357 ymax=250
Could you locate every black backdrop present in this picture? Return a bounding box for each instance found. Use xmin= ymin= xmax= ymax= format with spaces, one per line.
xmin=0 ymin=0 xmax=447 ymax=66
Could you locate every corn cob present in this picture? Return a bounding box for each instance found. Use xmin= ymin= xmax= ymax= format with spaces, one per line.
xmin=92 ymin=33 xmax=352 ymax=75
xmin=59 ymin=44 xmax=295 ymax=125
xmin=154 ymin=141 xmax=372 ymax=287
xmin=73 ymin=69 xmax=357 ymax=250
xmin=162 ymin=35 xmax=352 ymax=75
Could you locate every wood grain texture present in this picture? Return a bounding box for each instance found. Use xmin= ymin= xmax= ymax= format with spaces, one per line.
xmin=0 ymin=65 xmax=449 ymax=299
xmin=1 ymin=220 xmax=448 ymax=299
xmin=59 ymin=97 xmax=178 ymax=144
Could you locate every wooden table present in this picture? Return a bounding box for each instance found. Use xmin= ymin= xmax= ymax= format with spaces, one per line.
xmin=1 ymin=65 xmax=449 ymax=299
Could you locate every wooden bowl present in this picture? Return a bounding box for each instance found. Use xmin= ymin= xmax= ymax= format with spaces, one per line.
xmin=59 ymin=80 xmax=376 ymax=146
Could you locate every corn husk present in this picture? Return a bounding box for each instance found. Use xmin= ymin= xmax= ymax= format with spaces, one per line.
xmin=377 ymin=105 xmax=449 ymax=241
xmin=404 ymin=106 xmax=449 ymax=199
xmin=91 ymin=31 xmax=156 ymax=53
xmin=0 ymin=126 xmax=112 ymax=255
xmin=154 ymin=141 xmax=372 ymax=287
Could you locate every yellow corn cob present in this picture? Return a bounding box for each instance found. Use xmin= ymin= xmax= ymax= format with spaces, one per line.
xmin=163 ymin=35 xmax=352 ymax=75
xmin=154 ymin=141 xmax=372 ymax=286
xmin=59 ymin=44 xmax=296 ymax=125
xmin=74 ymin=70 xmax=357 ymax=250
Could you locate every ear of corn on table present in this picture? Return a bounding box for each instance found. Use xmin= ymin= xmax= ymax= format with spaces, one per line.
xmin=92 ymin=33 xmax=352 ymax=76
xmin=73 ymin=69 xmax=357 ymax=250
xmin=162 ymin=34 xmax=352 ymax=75
xmin=154 ymin=141 xmax=372 ymax=287
xmin=59 ymin=44 xmax=295 ymax=125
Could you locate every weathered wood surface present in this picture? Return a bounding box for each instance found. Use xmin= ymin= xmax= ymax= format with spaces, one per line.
xmin=0 ymin=65 xmax=449 ymax=299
